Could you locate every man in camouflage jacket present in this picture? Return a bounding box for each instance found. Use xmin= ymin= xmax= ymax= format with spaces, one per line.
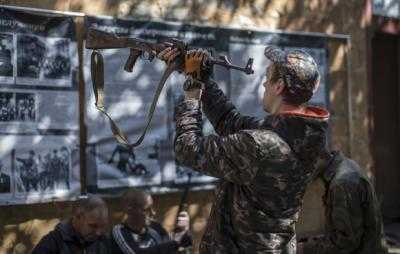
xmin=158 ymin=46 xmax=330 ymax=253
xmin=298 ymin=151 xmax=388 ymax=254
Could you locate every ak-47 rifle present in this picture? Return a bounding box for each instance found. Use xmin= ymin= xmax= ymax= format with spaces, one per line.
xmin=86 ymin=28 xmax=254 ymax=148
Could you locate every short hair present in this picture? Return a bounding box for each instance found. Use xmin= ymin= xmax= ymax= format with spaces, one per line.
xmin=73 ymin=195 xmax=108 ymax=216
xmin=268 ymin=63 xmax=312 ymax=106
xmin=268 ymin=63 xmax=282 ymax=84
xmin=121 ymin=188 xmax=150 ymax=211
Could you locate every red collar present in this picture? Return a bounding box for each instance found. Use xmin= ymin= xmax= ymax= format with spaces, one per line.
xmin=279 ymin=106 xmax=330 ymax=119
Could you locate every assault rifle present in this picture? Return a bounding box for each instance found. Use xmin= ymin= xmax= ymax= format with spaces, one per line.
xmin=86 ymin=28 xmax=254 ymax=148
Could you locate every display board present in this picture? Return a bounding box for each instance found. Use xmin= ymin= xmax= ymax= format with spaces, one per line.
xmin=84 ymin=16 xmax=329 ymax=193
xmin=373 ymin=0 xmax=400 ymax=19
xmin=0 ymin=7 xmax=80 ymax=205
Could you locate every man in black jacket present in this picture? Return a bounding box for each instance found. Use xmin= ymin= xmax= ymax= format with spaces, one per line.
xmin=108 ymin=189 xmax=192 ymax=254
xmin=32 ymin=196 xmax=109 ymax=254
xmin=297 ymin=150 xmax=388 ymax=254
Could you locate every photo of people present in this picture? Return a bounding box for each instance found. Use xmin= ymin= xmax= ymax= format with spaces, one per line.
xmin=107 ymin=144 xmax=148 ymax=176
xmin=15 ymin=93 xmax=36 ymax=122
xmin=0 ymin=33 xmax=14 ymax=77
xmin=0 ymin=92 xmax=16 ymax=122
xmin=43 ymin=38 xmax=71 ymax=79
xmin=15 ymin=147 xmax=71 ymax=193
xmin=17 ymin=34 xmax=45 ymax=79
xmin=94 ymin=141 xmax=162 ymax=189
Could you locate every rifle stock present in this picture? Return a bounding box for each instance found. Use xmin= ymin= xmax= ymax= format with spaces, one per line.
xmin=86 ymin=29 xmax=128 ymax=49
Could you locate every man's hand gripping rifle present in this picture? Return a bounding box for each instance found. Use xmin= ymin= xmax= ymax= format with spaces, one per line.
xmin=86 ymin=28 xmax=254 ymax=148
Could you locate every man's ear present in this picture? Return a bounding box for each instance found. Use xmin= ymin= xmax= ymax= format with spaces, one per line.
xmin=275 ymin=79 xmax=285 ymax=95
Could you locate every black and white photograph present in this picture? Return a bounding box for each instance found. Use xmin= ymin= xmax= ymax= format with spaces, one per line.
xmin=0 ymin=133 xmax=80 ymax=205
xmin=43 ymin=38 xmax=71 ymax=80
xmin=0 ymin=90 xmax=81 ymax=134
xmin=16 ymin=34 xmax=73 ymax=86
xmin=15 ymin=92 xmax=36 ymax=122
xmin=14 ymin=146 xmax=72 ymax=193
xmin=0 ymin=92 xmax=16 ymax=122
xmin=0 ymin=33 xmax=14 ymax=82
xmin=16 ymin=34 xmax=45 ymax=79
xmin=93 ymin=141 xmax=162 ymax=189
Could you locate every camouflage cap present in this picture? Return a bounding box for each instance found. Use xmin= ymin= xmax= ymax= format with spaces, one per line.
xmin=264 ymin=46 xmax=320 ymax=104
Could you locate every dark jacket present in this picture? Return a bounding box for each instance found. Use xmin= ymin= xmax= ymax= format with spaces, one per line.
xmin=0 ymin=172 xmax=10 ymax=193
xmin=107 ymin=222 xmax=179 ymax=254
xmin=174 ymin=80 xmax=329 ymax=254
xmin=302 ymin=151 xmax=388 ymax=254
xmin=31 ymin=220 xmax=108 ymax=254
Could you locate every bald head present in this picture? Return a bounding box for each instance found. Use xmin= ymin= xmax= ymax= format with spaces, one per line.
xmin=74 ymin=195 xmax=108 ymax=215
xmin=72 ymin=196 xmax=108 ymax=242
xmin=122 ymin=189 xmax=155 ymax=231
xmin=122 ymin=189 xmax=151 ymax=211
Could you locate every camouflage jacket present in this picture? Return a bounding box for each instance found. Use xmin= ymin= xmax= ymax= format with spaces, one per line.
xmin=302 ymin=151 xmax=388 ymax=254
xmin=174 ymin=80 xmax=329 ymax=254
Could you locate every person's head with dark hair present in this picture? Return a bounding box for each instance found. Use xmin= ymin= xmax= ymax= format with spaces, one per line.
xmin=122 ymin=188 xmax=155 ymax=233
xmin=262 ymin=46 xmax=321 ymax=113
xmin=71 ymin=195 xmax=109 ymax=242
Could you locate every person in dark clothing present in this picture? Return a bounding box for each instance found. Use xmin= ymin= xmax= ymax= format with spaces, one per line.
xmin=108 ymin=144 xmax=135 ymax=174
xmin=297 ymin=150 xmax=388 ymax=254
xmin=157 ymin=46 xmax=329 ymax=253
xmin=32 ymin=196 xmax=109 ymax=254
xmin=16 ymin=150 xmax=38 ymax=192
xmin=0 ymin=160 xmax=10 ymax=193
xmin=108 ymin=189 xmax=192 ymax=254
xmin=60 ymin=146 xmax=70 ymax=189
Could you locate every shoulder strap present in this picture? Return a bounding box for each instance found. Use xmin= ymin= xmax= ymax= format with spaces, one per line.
xmin=91 ymin=50 xmax=176 ymax=149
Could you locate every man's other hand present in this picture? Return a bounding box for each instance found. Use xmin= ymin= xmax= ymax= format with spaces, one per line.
xmin=157 ymin=45 xmax=180 ymax=65
xmin=184 ymin=49 xmax=209 ymax=80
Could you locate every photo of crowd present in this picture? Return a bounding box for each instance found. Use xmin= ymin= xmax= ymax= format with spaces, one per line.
xmin=15 ymin=34 xmax=72 ymax=82
xmin=43 ymin=38 xmax=71 ymax=79
xmin=0 ymin=92 xmax=36 ymax=122
xmin=14 ymin=147 xmax=71 ymax=193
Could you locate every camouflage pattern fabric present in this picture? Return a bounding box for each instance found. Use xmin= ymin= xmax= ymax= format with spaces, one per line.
xmin=301 ymin=151 xmax=388 ymax=254
xmin=264 ymin=46 xmax=320 ymax=105
xmin=174 ymin=79 xmax=329 ymax=253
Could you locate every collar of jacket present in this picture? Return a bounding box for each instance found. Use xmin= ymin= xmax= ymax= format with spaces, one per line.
xmin=322 ymin=151 xmax=344 ymax=184
xmin=279 ymin=105 xmax=330 ymax=120
xmin=56 ymin=219 xmax=86 ymax=245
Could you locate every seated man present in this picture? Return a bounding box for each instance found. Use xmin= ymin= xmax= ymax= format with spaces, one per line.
xmin=32 ymin=195 xmax=109 ymax=254
xmin=108 ymin=189 xmax=192 ymax=254
xmin=297 ymin=150 xmax=388 ymax=254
